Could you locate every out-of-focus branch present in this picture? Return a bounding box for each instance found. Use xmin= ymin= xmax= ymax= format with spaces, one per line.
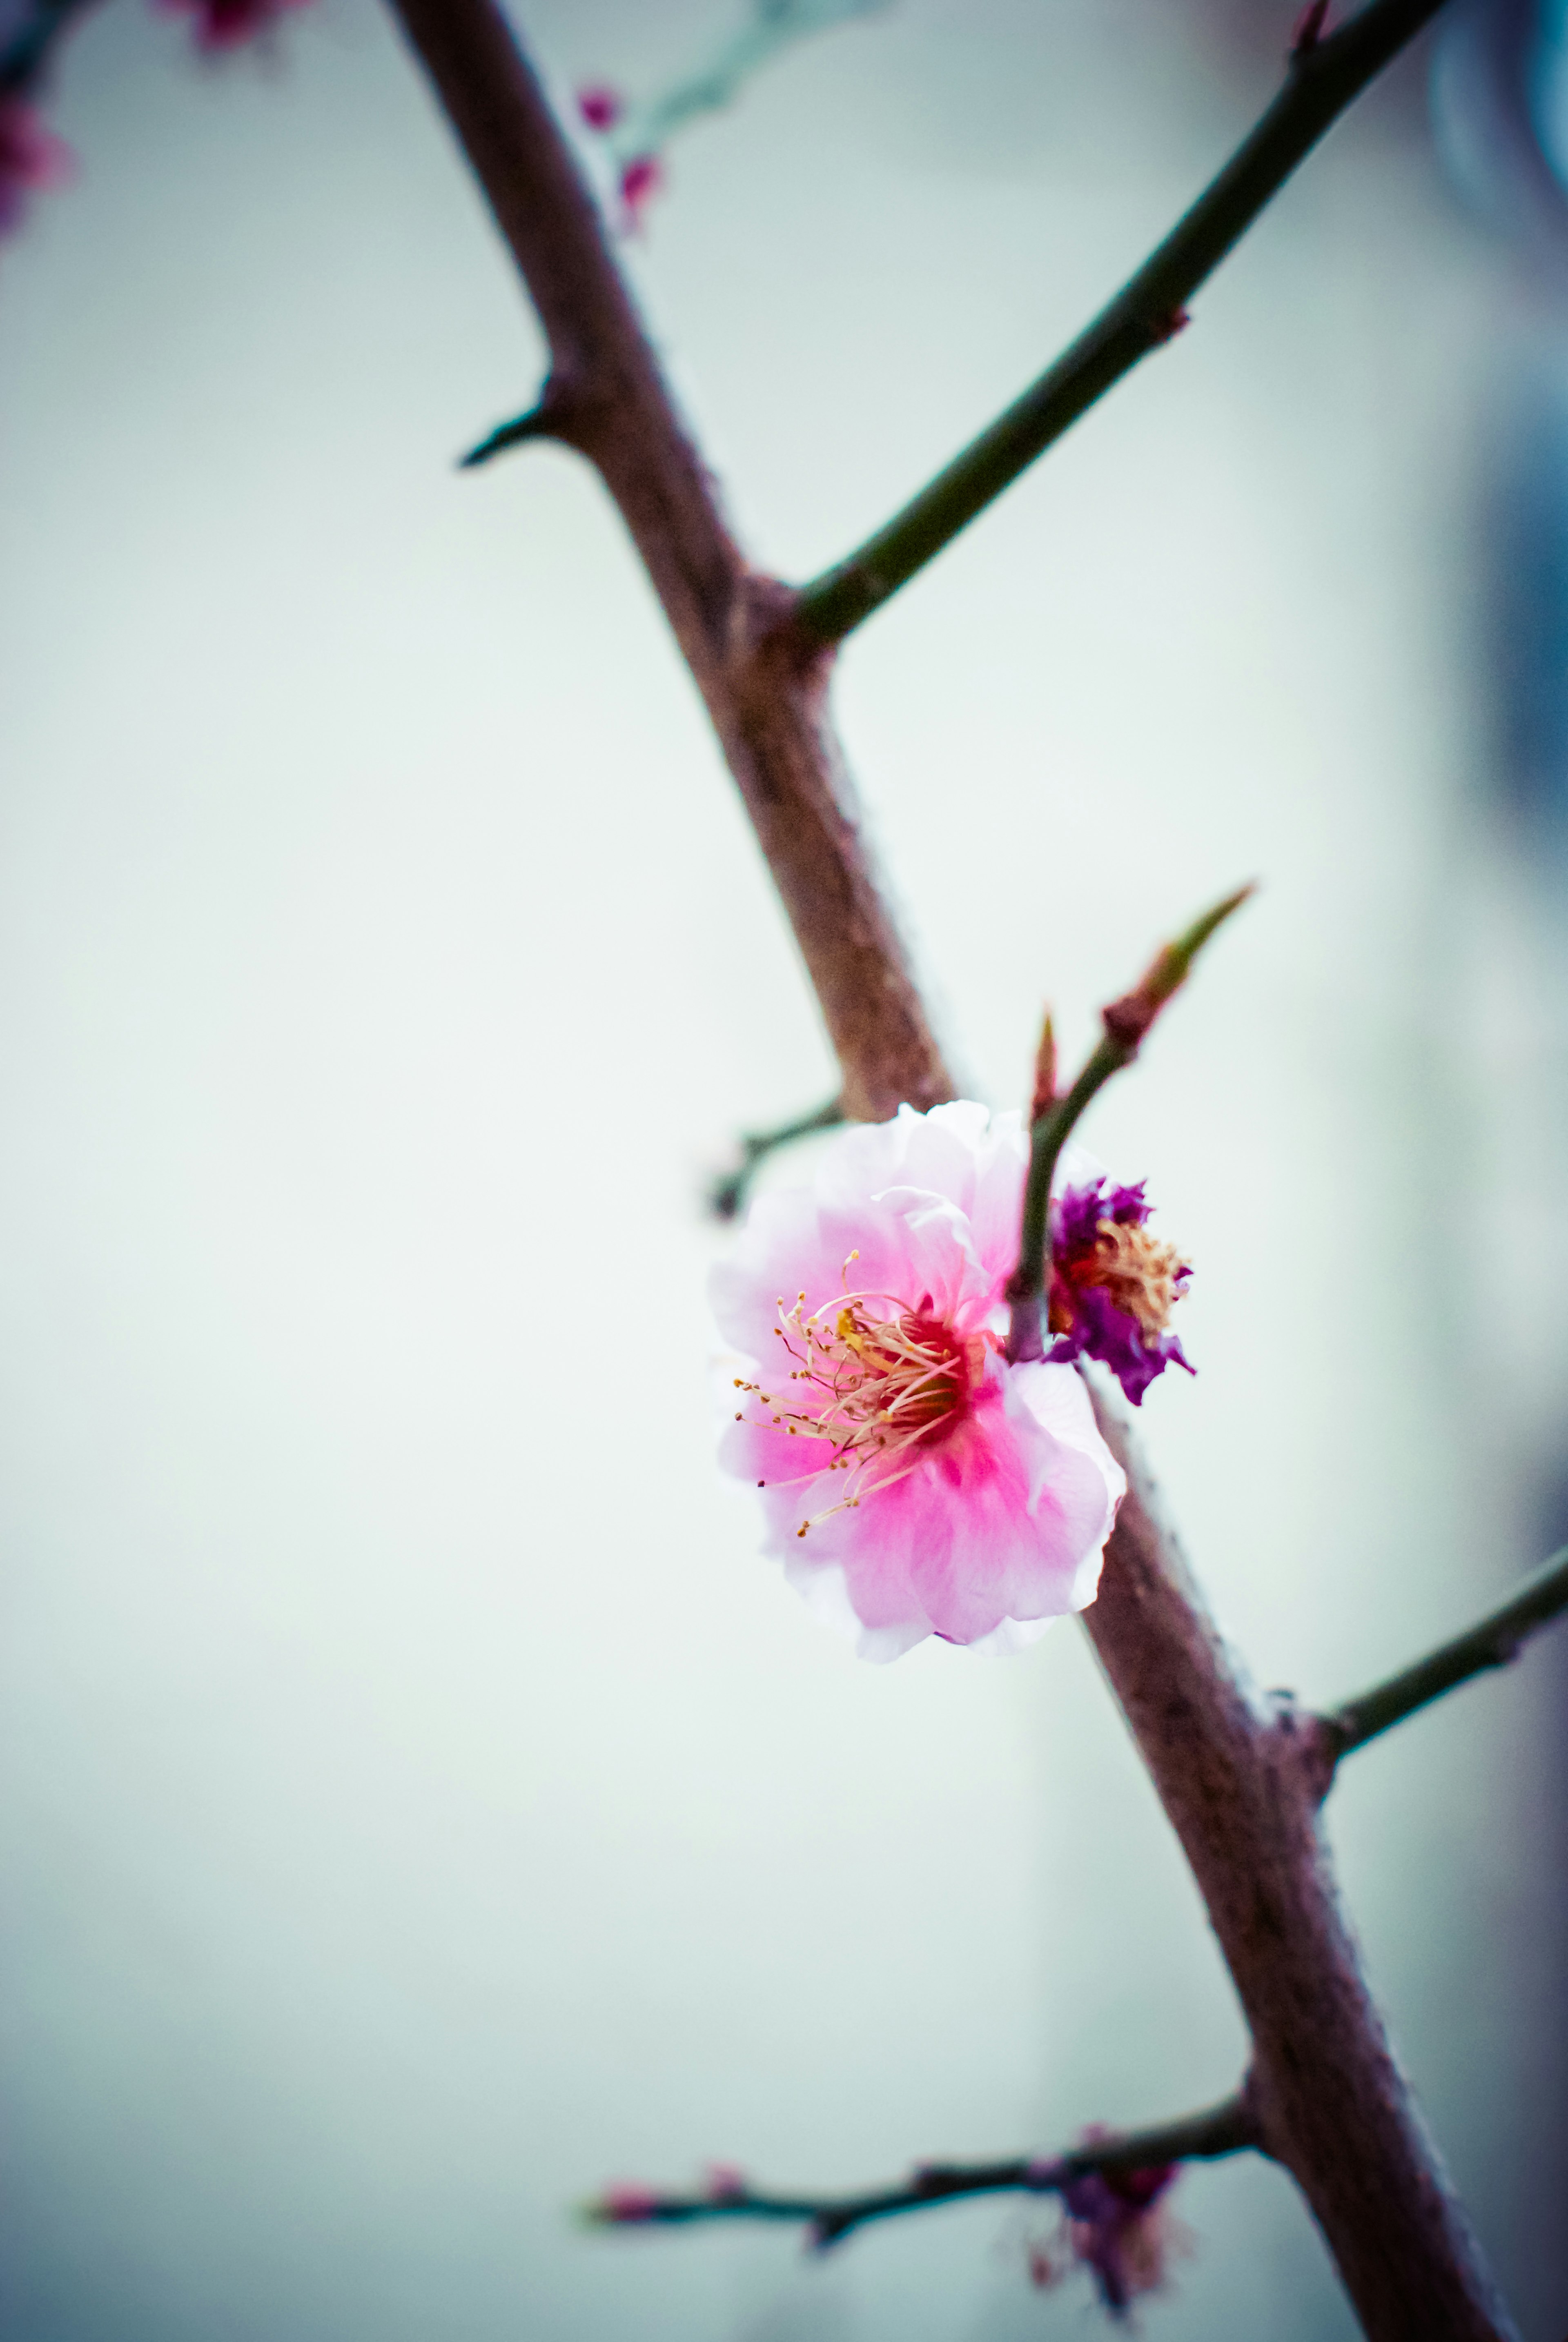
xmin=706 ymin=1094 xmax=844 ymax=1221
xmin=1323 ymin=1545 xmax=1568 ymax=1760
xmin=0 ymin=0 xmax=93 ymax=95
xmin=791 ymin=0 xmax=1450 ymax=645
xmin=585 ymin=2091 xmax=1258 ymax=2246
xmin=385 ymin=0 xmax=950 ymax=1124
xmin=1004 ymin=885 xmax=1251 ymax=1361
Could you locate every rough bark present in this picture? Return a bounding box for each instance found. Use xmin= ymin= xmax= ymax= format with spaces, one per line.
xmin=1085 ymin=1400 xmax=1516 ymax=2340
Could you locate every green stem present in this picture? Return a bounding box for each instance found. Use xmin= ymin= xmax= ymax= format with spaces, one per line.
xmin=1005 ymin=1033 xmax=1127 ymax=1360
xmin=792 ymin=0 xmax=1448 ymax=645
xmin=1325 ymin=1547 xmax=1568 ymax=1757
xmin=1004 ymin=885 xmax=1251 ymax=1360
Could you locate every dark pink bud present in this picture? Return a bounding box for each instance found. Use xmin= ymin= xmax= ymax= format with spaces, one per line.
xmin=1027 ymin=2242 xmax=1061 ymax=2289
xmin=1292 ymin=0 xmax=1331 ymax=54
xmin=618 ymin=153 xmax=664 ymax=229
xmin=596 ymin=2182 xmax=663 ymax=2223
xmin=158 ymin=0 xmax=311 ymax=52
xmin=577 ymin=82 xmax=623 ymax=132
xmin=704 ymin=2162 xmax=747 ymax=2204
xmin=0 ymin=96 xmax=73 ymax=238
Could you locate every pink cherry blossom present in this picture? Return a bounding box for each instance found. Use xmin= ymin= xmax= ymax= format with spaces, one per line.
xmin=0 ymin=96 xmax=72 ymax=239
xmin=711 ymin=1102 xmax=1125 ymax=1661
xmin=157 ymin=0 xmax=312 ymax=53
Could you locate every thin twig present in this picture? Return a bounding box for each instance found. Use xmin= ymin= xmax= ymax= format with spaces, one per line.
xmin=791 ymin=0 xmax=1448 ymax=644
xmin=0 ymin=0 xmax=94 ymax=94
xmin=1004 ymin=886 xmax=1251 ymax=1361
xmin=707 ymin=1095 xmax=845 ymax=1221
xmin=584 ymin=2091 xmax=1258 ymax=2248
xmin=1324 ymin=1546 xmax=1568 ymax=1759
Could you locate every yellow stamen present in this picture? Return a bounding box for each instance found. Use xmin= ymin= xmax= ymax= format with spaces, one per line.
xmin=1073 ymin=1220 xmax=1185 ymax=1336
xmin=735 ymin=1258 xmax=987 ymax=1537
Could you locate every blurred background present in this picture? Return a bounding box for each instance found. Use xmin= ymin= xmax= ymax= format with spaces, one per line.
xmin=0 ymin=0 xmax=1564 ymax=2335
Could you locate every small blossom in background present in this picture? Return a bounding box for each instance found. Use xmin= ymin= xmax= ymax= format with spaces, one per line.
xmin=577 ymin=0 xmax=892 ymax=232
xmin=711 ymin=1102 xmax=1126 ymax=1661
xmin=1047 ymin=1178 xmax=1194 ymax=1406
xmin=0 ymin=92 xmax=71 ymax=238
xmin=585 ymin=2182 xmax=664 ymax=2226
xmin=1027 ymin=2153 xmax=1184 ymax=2320
xmin=157 ymin=0 xmax=312 ymax=53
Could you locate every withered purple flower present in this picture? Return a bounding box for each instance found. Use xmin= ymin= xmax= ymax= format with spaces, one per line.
xmin=1047 ymin=1178 xmax=1194 ymax=1406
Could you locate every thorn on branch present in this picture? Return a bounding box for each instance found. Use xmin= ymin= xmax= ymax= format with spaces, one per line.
xmin=459 ymin=393 xmax=564 ymax=470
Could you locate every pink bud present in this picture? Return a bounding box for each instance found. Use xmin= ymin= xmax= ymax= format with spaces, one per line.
xmin=704 ymin=2162 xmax=747 ymax=2204
xmin=0 ymin=97 xmax=74 ymax=238
xmin=618 ymin=154 xmax=664 ymax=230
xmin=577 ymin=83 xmax=623 ymax=132
xmin=597 ymin=2182 xmax=662 ymax=2223
xmin=158 ymin=0 xmax=312 ymax=52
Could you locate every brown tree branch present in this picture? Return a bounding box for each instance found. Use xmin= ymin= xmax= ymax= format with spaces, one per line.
xmin=1082 ymin=1396 xmax=1516 ymax=2340
xmin=385 ymin=0 xmax=948 ymax=1124
xmin=382 ymin=7 xmax=1517 ymax=2336
xmin=584 ymin=2090 xmax=1259 ymax=2246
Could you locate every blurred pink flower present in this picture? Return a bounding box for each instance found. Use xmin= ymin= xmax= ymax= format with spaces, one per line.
xmin=1060 ymin=2160 xmax=1182 ymax=2316
xmin=590 ymin=2182 xmax=664 ymax=2224
xmin=158 ymin=0 xmax=311 ymax=52
xmin=0 ymin=95 xmax=72 ymax=238
xmin=1026 ymin=2149 xmax=1184 ymax=2319
xmin=711 ymin=1102 xmax=1125 ymax=1661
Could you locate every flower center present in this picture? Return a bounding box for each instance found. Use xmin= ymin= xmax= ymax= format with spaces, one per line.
xmin=734 ymin=1261 xmax=985 ymax=1537
xmin=1053 ymin=1219 xmax=1184 ymax=1338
